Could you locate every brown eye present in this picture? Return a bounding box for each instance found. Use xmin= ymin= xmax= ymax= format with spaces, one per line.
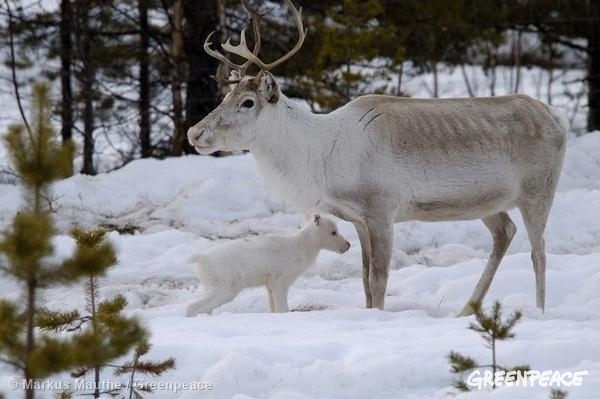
xmin=241 ymin=99 xmax=254 ymax=108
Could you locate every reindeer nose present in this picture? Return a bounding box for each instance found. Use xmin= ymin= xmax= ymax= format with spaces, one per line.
xmin=187 ymin=126 xmax=205 ymax=144
xmin=341 ymin=241 xmax=350 ymax=253
xmin=192 ymin=129 xmax=205 ymax=142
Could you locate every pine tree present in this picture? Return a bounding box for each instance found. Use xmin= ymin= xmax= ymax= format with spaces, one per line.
xmin=37 ymin=228 xmax=146 ymax=398
xmin=286 ymin=0 xmax=401 ymax=111
xmin=0 ymin=83 xmax=143 ymax=399
xmin=550 ymin=389 xmax=568 ymax=399
xmin=448 ymin=301 xmax=528 ymax=392
xmin=114 ymin=340 xmax=176 ymax=399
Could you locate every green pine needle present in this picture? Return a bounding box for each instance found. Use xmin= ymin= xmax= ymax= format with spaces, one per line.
xmin=36 ymin=308 xmax=82 ymax=332
xmin=448 ymin=351 xmax=478 ymax=373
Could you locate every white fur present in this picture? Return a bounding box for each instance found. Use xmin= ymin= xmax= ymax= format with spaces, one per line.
xmin=186 ymin=215 xmax=350 ymax=316
xmin=188 ymin=72 xmax=568 ymax=315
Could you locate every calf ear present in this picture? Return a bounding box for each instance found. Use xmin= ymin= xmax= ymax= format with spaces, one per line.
xmin=258 ymin=71 xmax=280 ymax=104
xmin=313 ymin=214 xmax=321 ymax=226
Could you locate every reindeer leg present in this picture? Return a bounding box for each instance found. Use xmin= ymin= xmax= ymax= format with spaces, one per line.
xmin=366 ymin=218 xmax=394 ymax=310
xmin=271 ymin=282 xmax=289 ymax=313
xmin=519 ymin=198 xmax=553 ymax=311
xmin=354 ymin=222 xmax=373 ymax=308
xmin=458 ymin=212 xmax=516 ymax=316
xmin=267 ymin=284 xmax=275 ymax=313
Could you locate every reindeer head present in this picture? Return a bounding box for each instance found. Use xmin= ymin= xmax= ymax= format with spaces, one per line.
xmin=311 ymin=215 xmax=351 ymax=254
xmin=187 ymin=0 xmax=306 ymax=154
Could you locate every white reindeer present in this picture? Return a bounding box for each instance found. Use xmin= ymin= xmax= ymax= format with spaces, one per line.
xmin=186 ymin=215 xmax=350 ymax=315
xmin=187 ymin=0 xmax=568 ymax=316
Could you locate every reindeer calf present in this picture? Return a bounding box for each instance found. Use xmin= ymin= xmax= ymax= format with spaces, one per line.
xmin=186 ymin=215 xmax=350 ymax=315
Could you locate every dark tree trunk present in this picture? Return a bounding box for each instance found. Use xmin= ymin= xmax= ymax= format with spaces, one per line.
xmin=139 ymin=0 xmax=151 ymax=157
xmin=432 ymin=61 xmax=439 ymax=98
xmin=513 ymin=30 xmax=521 ymax=94
xmin=24 ymin=279 xmax=35 ymax=399
xmin=77 ymin=0 xmax=95 ymax=175
xmin=168 ymin=0 xmax=186 ymax=156
xmin=183 ymin=0 xmax=218 ymax=154
xmin=588 ymin=19 xmax=600 ymax=132
xmin=60 ymin=0 xmax=73 ymax=163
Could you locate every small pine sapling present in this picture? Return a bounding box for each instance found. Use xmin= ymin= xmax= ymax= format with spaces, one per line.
xmin=37 ymin=228 xmax=147 ymax=399
xmin=549 ymin=389 xmax=568 ymax=399
xmin=113 ymin=340 xmax=176 ymax=399
xmin=448 ymin=301 xmax=529 ymax=392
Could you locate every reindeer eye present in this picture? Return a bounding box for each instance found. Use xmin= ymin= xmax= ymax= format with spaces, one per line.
xmin=331 ymin=231 xmax=337 ymax=236
xmin=241 ymin=99 xmax=255 ymax=109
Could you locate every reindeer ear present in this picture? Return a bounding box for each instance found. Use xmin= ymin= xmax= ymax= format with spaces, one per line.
xmin=258 ymin=71 xmax=279 ymax=104
xmin=313 ymin=214 xmax=321 ymax=226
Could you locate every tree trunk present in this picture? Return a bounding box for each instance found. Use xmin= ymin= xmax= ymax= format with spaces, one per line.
xmin=396 ymin=62 xmax=403 ymax=96
xmin=138 ymin=0 xmax=151 ymax=158
xmin=183 ymin=0 xmax=218 ymax=154
xmin=77 ymin=0 xmax=95 ymax=175
xmin=588 ymin=19 xmax=600 ymax=132
xmin=88 ymin=276 xmax=100 ymax=398
xmin=491 ymin=337 xmax=497 ymax=389
xmin=432 ymin=62 xmax=439 ymax=98
xmin=489 ymin=45 xmax=497 ymax=97
xmin=547 ymin=43 xmax=554 ymax=106
xmin=513 ymin=30 xmax=521 ymax=94
xmin=60 ymin=0 xmax=74 ymax=173
xmin=24 ymin=279 xmax=35 ymax=399
xmin=216 ymin=0 xmax=229 ymax=98
xmin=168 ymin=0 xmax=186 ymax=156
xmin=460 ymin=64 xmax=475 ymax=97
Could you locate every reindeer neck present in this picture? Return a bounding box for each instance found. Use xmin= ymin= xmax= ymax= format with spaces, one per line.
xmin=250 ymin=95 xmax=331 ymax=210
xmin=294 ymin=226 xmax=323 ymax=262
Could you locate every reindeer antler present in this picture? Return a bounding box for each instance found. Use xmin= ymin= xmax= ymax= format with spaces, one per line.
xmin=222 ymin=0 xmax=306 ymax=71
xmin=205 ymin=0 xmax=306 ymax=84
xmin=205 ymin=0 xmax=269 ymax=84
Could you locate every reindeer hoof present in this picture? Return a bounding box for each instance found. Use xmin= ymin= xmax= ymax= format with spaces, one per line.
xmin=457 ymin=305 xmax=475 ymax=317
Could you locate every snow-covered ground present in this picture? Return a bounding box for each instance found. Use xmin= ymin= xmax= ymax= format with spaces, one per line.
xmin=0 ymin=128 xmax=599 ymax=398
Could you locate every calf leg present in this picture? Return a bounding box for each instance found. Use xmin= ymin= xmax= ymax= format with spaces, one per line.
xmin=186 ymin=288 xmax=238 ymax=316
xmin=354 ymin=222 xmax=373 ymax=308
xmin=267 ymin=286 xmax=275 ymax=312
xmin=271 ymin=282 xmax=289 ymax=313
xmin=366 ymin=218 xmax=394 ymax=310
xmin=458 ymin=212 xmax=516 ymax=316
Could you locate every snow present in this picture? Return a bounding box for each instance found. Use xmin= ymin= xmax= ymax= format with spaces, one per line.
xmin=1 ymin=129 xmax=599 ymax=398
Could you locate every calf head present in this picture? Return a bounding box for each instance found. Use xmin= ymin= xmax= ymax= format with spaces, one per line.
xmin=312 ymin=215 xmax=351 ymax=254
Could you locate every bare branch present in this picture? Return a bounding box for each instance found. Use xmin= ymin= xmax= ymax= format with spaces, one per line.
xmin=4 ymin=0 xmax=33 ymax=140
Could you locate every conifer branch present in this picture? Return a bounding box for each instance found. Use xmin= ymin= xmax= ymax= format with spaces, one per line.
xmin=36 ymin=308 xmax=82 ymax=332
